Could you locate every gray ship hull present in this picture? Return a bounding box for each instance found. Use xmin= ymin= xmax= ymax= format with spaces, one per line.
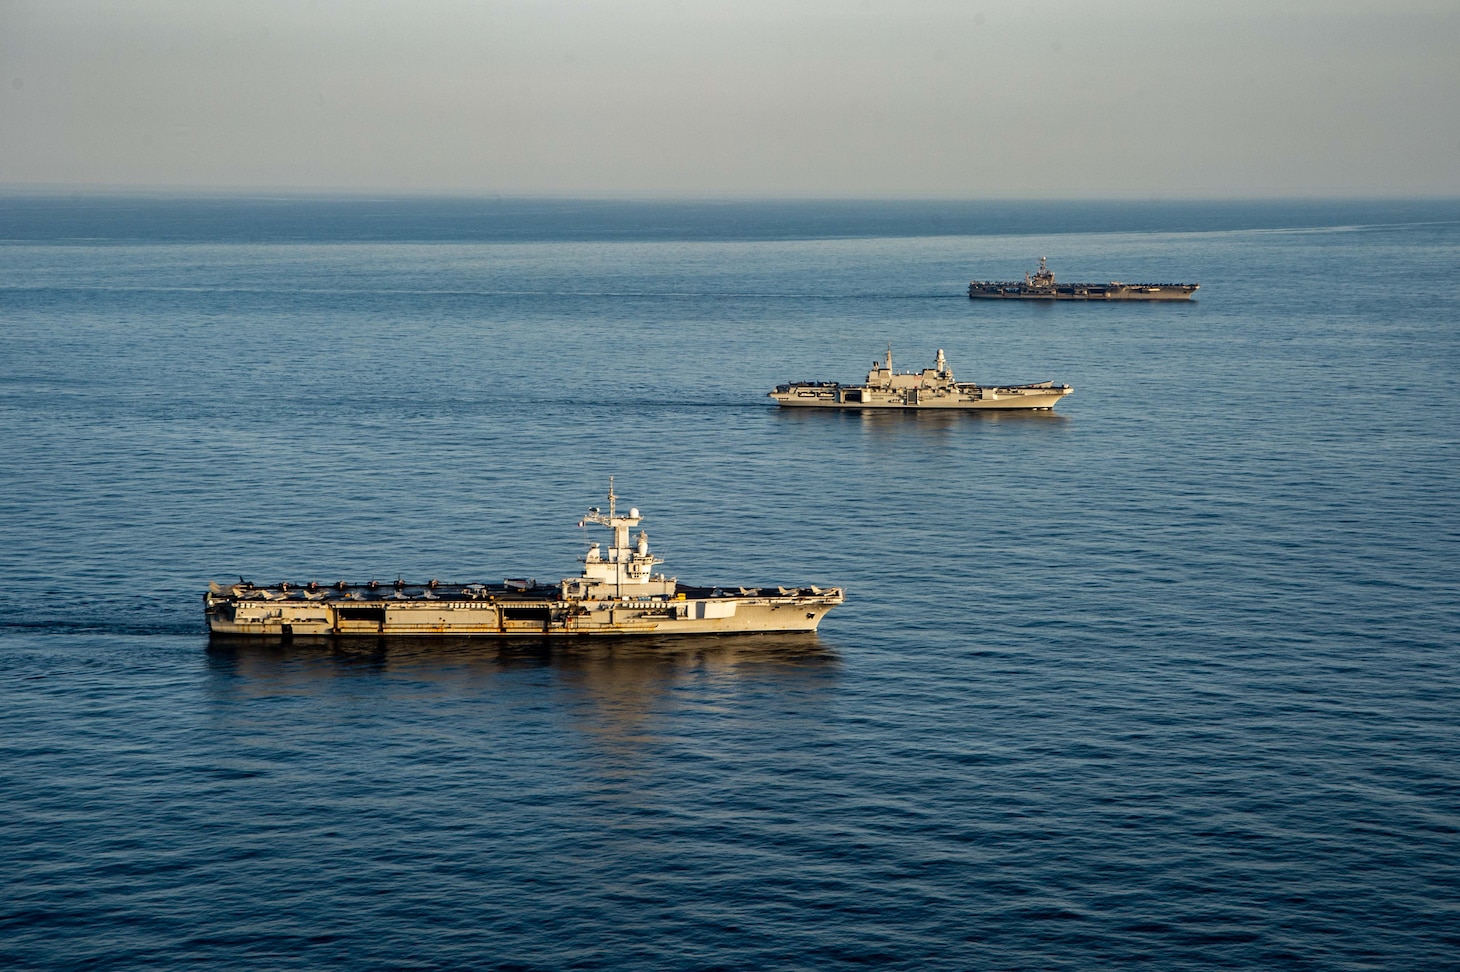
xmin=968 ymin=282 xmax=1198 ymax=300
xmin=969 ymin=258 xmax=1197 ymax=300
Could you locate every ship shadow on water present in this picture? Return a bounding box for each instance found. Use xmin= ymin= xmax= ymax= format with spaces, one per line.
xmin=205 ymin=631 xmax=839 ymax=680
xmin=203 ymin=634 xmax=841 ymax=757
xmin=771 ymin=406 xmax=1070 ymax=442
xmin=772 ymin=406 xmax=1068 ymax=424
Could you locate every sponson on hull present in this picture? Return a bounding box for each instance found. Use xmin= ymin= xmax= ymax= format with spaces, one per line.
xmin=204 ymin=482 xmax=844 ymax=639
xmin=770 ymin=347 xmax=1072 ymax=411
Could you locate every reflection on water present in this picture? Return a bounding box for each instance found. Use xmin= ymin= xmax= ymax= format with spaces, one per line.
xmin=206 ymin=632 xmax=837 ymax=678
xmin=205 ymin=634 xmax=840 ymax=758
xmin=772 ymin=405 xmax=1069 ymax=450
xmin=773 ymin=406 xmax=1069 ymax=430
xmin=853 ymin=407 xmax=1069 ymax=430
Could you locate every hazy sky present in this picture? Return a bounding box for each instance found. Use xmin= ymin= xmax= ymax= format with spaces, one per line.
xmin=2 ymin=0 xmax=1457 ymax=197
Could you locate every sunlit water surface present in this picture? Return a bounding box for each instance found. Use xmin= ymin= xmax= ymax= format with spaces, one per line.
xmin=2 ymin=198 xmax=1457 ymax=969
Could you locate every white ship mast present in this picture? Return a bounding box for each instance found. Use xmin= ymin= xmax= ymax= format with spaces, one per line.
xmin=577 ymin=477 xmax=669 ymax=598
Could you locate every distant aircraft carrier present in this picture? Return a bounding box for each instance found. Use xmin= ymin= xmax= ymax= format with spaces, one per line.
xmin=968 ymin=257 xmax=1198 ymax=301
xmin=769 ymin=347 xmax=1071 ymax=411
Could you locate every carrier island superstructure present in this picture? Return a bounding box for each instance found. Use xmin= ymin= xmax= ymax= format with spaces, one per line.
xmin=770 ymin=348 xmax=1072 ymax=411
xmin=969 ymin=257 xmax=1198 ymax=300
xmin=205 ymin=482 xmax=843 ymax=639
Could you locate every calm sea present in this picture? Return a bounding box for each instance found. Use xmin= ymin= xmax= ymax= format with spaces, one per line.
xmin=2 ymin=196 xmax=1458 ymax=970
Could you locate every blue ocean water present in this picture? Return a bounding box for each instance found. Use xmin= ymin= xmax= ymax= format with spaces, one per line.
xmin=1 ymin=196 xmax=1458 ymax=970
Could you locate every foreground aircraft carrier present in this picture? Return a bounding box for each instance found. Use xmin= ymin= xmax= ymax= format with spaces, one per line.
xmin=206 ymin=482 xmax=843 ymax=639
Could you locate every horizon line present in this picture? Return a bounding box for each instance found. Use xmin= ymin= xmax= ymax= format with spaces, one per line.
xmin=2 ymin=184 xmax=1459 ymax=204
